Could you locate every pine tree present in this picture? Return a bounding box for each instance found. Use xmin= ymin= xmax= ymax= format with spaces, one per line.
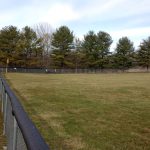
xmin=82 ymin=31 xmax=112 ymax=69
xmin=16 ymin=26 xmax=43 ymax=67
xmin=138 ymin=37 xmax=150 ymax=71
xmin=114 ymin=37 xmax=134 ymax=70
xmin=51 ymin=26 xmax=74 ymax=68
xmin=0 ymin=26 xmax=20 ymax=64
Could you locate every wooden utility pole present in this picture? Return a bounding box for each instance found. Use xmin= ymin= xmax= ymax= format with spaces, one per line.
xmin=6 ymin=58 xmax=9 ymax=73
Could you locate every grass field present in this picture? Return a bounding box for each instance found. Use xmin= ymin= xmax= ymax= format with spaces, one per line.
xmin=5 ymin=73 xmax=150 ymax=150
xmin=0 ymin=111 xmax=6 ymax=149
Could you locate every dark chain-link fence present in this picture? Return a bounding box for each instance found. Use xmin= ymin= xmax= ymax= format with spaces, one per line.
xmin=0 ymin=67 xmax=149 ymax=74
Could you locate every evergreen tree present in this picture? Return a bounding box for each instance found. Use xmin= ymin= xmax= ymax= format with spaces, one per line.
xmin=82 ymin=31 xmax=97 ymax=68
xmin=0 ymin=25 xmax=20 ymax=66
xmin=114 ymin=37 xmax=134 ymax=70
xmin=66 ymin=38 xmax=86 ymax=70
xmin=138 ymin=37 xmax=150 ymax=71
xmin=51 ymin=26 xmax=74 ymax=68
xmin=96 ymin=31 xmax=112 ymax=69
xmin=17 ymin=26 xmax=43 ymax=67
xmin=82 ymin=31 xmax=112 ymax=69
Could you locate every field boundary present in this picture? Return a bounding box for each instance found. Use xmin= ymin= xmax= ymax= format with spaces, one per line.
xmin=0 ymin=67 xmax=150 ymax=74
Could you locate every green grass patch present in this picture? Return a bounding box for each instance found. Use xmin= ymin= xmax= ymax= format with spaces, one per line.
xmin=5 ymin=73 xmax=150 ymax=150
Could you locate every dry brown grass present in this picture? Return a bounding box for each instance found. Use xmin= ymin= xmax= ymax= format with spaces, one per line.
xmin=5 ymin=73 xmax=150 ymax=150
xmin=0 ymin=109 xmax=6 ymax=149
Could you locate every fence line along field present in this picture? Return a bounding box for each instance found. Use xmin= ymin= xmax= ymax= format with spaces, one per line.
xmin=5 ymin=73 xmax=150 ymax=150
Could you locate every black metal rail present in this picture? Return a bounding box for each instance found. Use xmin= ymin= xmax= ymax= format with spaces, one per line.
xmin=1 ymin=76 xmax=50 ymax=150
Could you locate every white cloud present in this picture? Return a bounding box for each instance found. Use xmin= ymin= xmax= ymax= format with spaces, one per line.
xmin=0 ymin=1 xmax=80 ymax=28
xmin=110 ymin=27 xmax=150 ymax=50
xmin=0 ymin=13 xmax=13 ymax=24
xmin=110 ymin=27 xmax=150 ymax=38
xmin=76 ymin=0 xmax=150 ymax=23
xmin=81 ymin=0 xmax=126 ymax=18
xmin=0 ymin=0 xmax=150 ymax=51
xmin=1 ymin=0 xmax=150 ymax=28
xmin=41 ymin=3 xmax=80 ymax=26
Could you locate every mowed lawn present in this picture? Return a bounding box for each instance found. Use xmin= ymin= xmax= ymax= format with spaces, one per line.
xmin=5 ymin=73 xmax=150 ymax=150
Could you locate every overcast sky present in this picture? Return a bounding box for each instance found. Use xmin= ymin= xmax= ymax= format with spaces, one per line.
xmin=1 ymin=0 xmax=150 ymax=50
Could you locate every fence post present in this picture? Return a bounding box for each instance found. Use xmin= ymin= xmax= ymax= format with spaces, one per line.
xmin=12 ymin=117 xmax=18 ymax=150
xmin=1 ymin=83 xmax=4 ymax=113
xmin=3 ymin=92 xmax=8 ymax=135
xmin=0 ymin=78 xmax=2 ymax=95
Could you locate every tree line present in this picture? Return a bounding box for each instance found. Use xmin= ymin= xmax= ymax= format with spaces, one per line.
xmin=0 ymin=24 xmax=150 ymax=70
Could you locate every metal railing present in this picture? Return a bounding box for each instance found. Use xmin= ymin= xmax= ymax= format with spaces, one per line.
xmin=0 ymin=75 xmax=50 ymax=150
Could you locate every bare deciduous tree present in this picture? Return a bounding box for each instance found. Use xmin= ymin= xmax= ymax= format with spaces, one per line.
xmin=34 ymin=22 xmax=54 ymax=68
